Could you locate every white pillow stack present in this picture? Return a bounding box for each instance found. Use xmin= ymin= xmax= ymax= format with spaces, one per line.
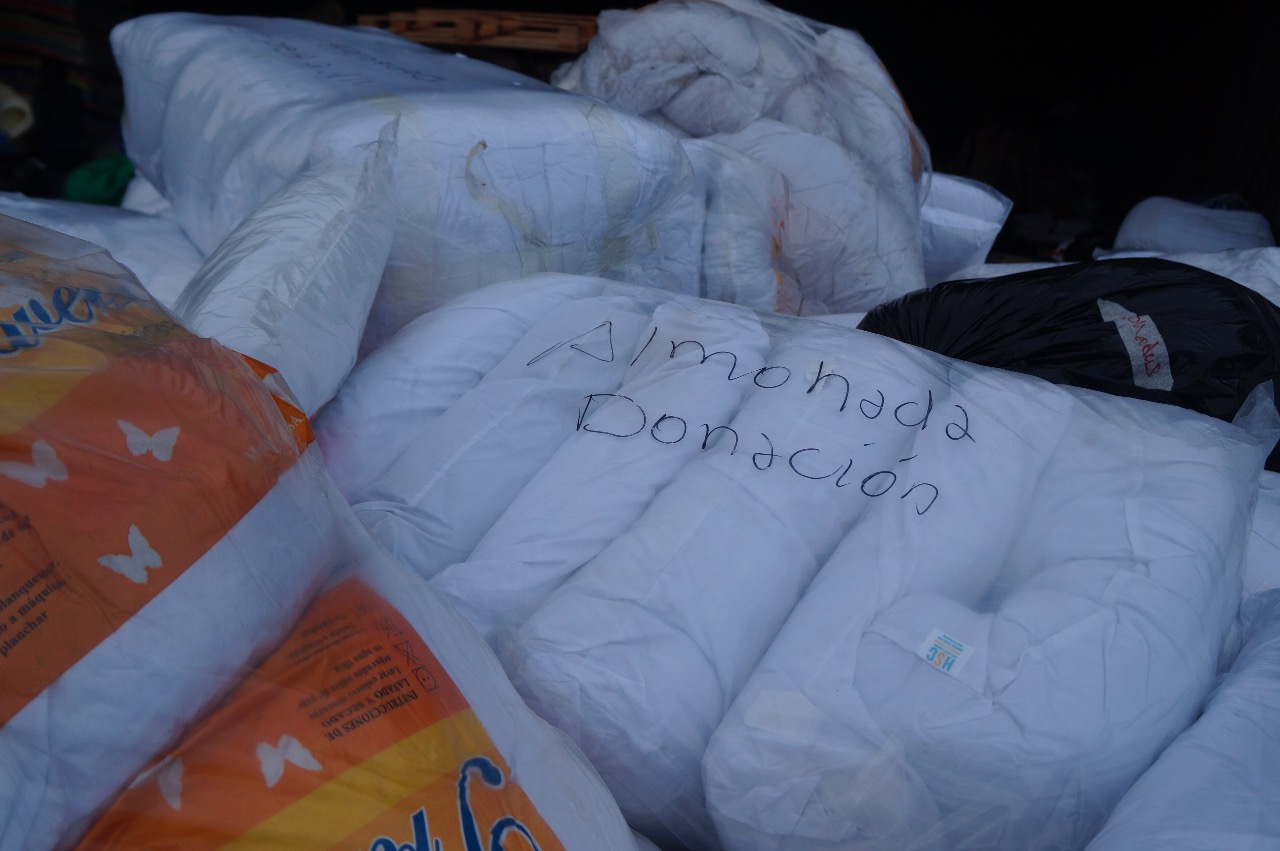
xmin=110 ymin=13 xmax=698 ymax=354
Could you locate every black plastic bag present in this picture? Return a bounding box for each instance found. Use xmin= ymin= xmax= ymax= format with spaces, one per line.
xmin=858 ymin=257 xmax=1280 ymax=470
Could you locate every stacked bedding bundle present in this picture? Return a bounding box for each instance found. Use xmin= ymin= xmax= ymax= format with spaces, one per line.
xmin=110 ymin=12 xmax=699 ymax=355
xmin=318 ymin=273 xmax=1276 ymax=849
xmin=554 ymin=0 xmax=931 ymax=314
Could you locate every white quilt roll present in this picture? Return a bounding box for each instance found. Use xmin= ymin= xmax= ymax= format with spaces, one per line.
xmin=552 ymin=0 xmax=929 ymax=316
xmin=1083 ymin=588 xmax=1280 ymax=851
xmin=703 ymin=384 xmax=1276 ymax=850
xmin=682 ymin=138 xmax=799 ymax=314
xmin=110 ymin=13 xmax=697 ymax=353
xmin=707 ymin=119 xmax=924 ymax=312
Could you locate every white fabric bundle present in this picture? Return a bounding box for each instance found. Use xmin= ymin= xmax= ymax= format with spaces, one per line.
xmin=313 ymin=274 xmax=615 ymax=502
xmin=0 ymin=191 xmax=202 ymax=310
xmin=1085 ymin=588 xmax=1280 ymax=851
xmin=352 ymin=293 xmax=655 ymax=576
xmin=173 ymin=123 xmax=397 ymax=416
xmin=1111 ymin=196 xmax=1275 ymax=255
xmin=430 ymin=296 xmax=771 ymax=641
xmin=553 ymin=0 xmax=929 ymax=314
xmin=703 ymin=384 xmax=1276 ymax=850
xmin=0 ymin=217 xmax=341 ymax=849
xmin=332 ymin=273 xmax=1276 ymax=850
xmin=110 ymin=12 xmax=696 ymax=354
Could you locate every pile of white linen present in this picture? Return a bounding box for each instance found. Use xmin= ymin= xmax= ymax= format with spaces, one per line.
xmin=318 ymin=273 xmax=1275 ymax=850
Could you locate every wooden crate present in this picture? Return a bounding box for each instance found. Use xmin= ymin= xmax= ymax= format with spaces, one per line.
xmin=357 ymin=9 xmax=597 ymax=53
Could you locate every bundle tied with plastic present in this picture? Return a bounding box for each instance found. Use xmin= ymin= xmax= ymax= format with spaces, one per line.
xmin=109 ymin=12 xmax=697 ymax=356
xmin=315 ymin=273 xmax=1277 ymax=849
xmin=0 ymin=215 xmax=341 ymax=849
xmin=75 ymin=509 xmax=642 ymax=851
xmin=553 ymin=0 xmax=931 ymax=314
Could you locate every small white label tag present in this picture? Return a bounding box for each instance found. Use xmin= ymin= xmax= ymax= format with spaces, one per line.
xmin=1097 ymin=298 xmax=1174 ymax=391
xmin=918 ymin=629 xmax=972 ymax=677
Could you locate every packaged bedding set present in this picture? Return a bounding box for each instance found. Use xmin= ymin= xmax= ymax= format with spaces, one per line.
xmin=317 ymin=272 xmax=1278 ymax=850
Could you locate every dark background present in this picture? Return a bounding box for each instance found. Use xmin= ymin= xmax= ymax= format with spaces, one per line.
xmin=3 ymin=0 xmax=1278 ymax=260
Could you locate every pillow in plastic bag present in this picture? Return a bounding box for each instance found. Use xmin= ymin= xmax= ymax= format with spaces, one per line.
xmin=173 ymin=122 xmax=397 ymax=416
xmin=0 ymin=215 xmax=340 ymax=849
xmin=110 ymin=12 xmax=697 ymax=354
xmin=858 ymin=257 xmax=1280 ymax=469
xmin=332 ymin=273 xmax=1275 ymax=850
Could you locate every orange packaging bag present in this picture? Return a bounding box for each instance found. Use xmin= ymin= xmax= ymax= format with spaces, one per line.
xmin=0 ymin=215 xmax=341 ymax=849
xmin=77 ymin=522 xmax=640 ymax=851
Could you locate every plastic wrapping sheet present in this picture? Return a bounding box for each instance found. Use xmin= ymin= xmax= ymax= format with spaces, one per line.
xmin=0 ymin=215 xmax=338 ymax=849
xmin=0 ymin=191 xmax=203 ymax=309
xmin=73 ymin=518 xmax=641 ymax=851
xmin=173 ymin=123 xmax=398 ymax=417
xmin=1084 ymin=588 xmax=1280 ymax=851
xmin=110 ymin=12 xmax=698 ymax=355
xmin=554 ymin=0 xmax=930 ymax=314
xmin=327 ymin=273 xmax=1277 ymax=850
